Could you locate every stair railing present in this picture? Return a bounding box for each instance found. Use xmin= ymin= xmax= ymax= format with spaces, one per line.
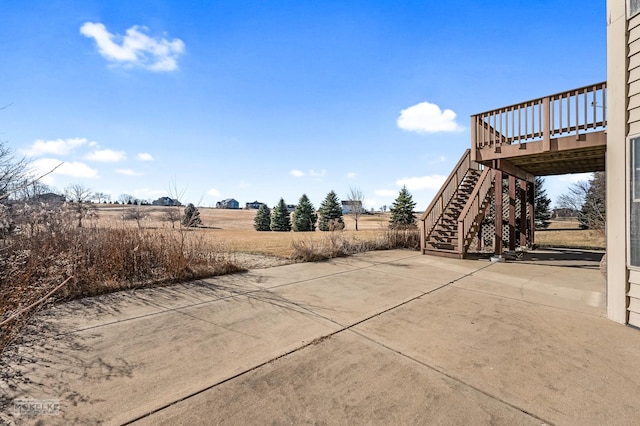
xmin=420 ymin=149 xmax=479 ymax=247
xmin=457 ymin=168 xmax=495 ymax=255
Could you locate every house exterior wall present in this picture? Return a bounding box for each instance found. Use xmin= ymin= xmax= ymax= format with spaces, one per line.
xmin=607 ymin=0 xmax=634 ymax=324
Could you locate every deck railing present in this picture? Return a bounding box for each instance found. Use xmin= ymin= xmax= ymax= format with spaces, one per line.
xmin=472 ymin=82 xmax=607 ymax=150
xmin=420 ymin=149 xmax=480 ymax=245
xmin=457 ymin=168 xmax=494 ymax=255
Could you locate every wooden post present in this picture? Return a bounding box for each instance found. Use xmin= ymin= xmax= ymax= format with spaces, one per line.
xmin=528 ymin=180 xmax=535 ymax=246
xmin=509 ymin=175 xmax=516 ymax=251
xmin=520 ymin=179 xmax=527 ymax=247
xmin=543 ymin=96 xmax=551 ymax=152
xmin=495 ymin=170 xmax=503 ymax=256
xmin=471 ymin=116 xmax=478 ymax=162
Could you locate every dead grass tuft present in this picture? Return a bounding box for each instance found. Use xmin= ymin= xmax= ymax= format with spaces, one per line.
xmin=290 ymin=228 xmax=420 ymax=262
xmin=0 ymin=219 xmax=244 ymax=355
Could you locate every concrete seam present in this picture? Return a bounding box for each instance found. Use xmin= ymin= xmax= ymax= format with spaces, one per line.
xmin=347 ymin=327 xmax=556 ymax=426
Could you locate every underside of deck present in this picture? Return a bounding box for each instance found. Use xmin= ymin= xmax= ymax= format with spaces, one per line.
xmin=474 ymin=132 xmax=606 ymax=176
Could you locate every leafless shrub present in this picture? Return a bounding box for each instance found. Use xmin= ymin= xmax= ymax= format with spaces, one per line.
xmin=0 ymin=208 xmax=244 ymax=355
xmin=290 ymin=228 xmax=420 ymax=262
xmin=123 ymin=205 xmax=148 ymax=229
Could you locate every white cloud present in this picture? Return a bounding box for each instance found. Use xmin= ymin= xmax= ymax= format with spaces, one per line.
xmin=207 ymin=188 xmax=221 ymax=197
xmin=557 ymin=172 xmax=592 ymax=183
xmin=309 ymin=169 xmax=326 ymax=177
xmin=85 ymin=149 xmax=126 ymax=162
xmin=396 ymin=175 xmax=447 ymax=191
xmin=291 ymin=170 xmax=305 ymax=177
xmin=32 ymin=158 xmax=99 ymax=180
xmin=347 ymin=172 xmax=357 ymax=179
xmin=397 ymin=102 xmax=463 ymax=134
xmin=375 ymin=189 xmax=398 ymax=197
xmin=23 ymin=138 xmax=89 ymax=157
xmin=138 ymin=152 xmax=154 ymax=161
xmin=80 ymin=22 xmax=185 ymax=72
xmin=116 ymin=168 xmax=143 ymax=176
xmin=439 ymin=155 xmax=446 ymax=162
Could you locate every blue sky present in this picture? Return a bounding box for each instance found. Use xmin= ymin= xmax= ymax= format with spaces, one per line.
xmin=1 ymin=0 xmax=606 ymax=209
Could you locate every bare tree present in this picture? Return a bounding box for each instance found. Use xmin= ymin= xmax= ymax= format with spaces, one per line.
xmin=557 ymin=172 xmax=606 ymax=231
xmin=123 ymin=205 xmax=148 ymax=229
xmin=0 ymin=142 xmax=29 ymax=201
xmin=93 ymin=192 xmax=110 ymax=204
xmin=346 ymin=186 xmax=365 ymax=231
xmin=162 ymin=207 xmax=181 ymax=229
xmin=65 ymin=184 xmax=94 ymax=227
xmin=118 ymin=193 xmax=135 ymax=205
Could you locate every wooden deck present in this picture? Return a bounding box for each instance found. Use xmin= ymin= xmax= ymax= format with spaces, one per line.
xmin=471 ymin=82 xmax=607 ymax=176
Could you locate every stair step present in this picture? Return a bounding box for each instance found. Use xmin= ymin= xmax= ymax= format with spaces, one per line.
xmin=422 ymin=247 xmax=463 ymax=259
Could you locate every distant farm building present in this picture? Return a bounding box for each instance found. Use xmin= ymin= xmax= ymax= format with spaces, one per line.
xmin=245 ymin=201 xmax=265 ymax=209
xmin=216 ymin=198 xmax=240 ymax=209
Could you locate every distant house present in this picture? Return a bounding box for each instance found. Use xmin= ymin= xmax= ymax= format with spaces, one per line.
xmin=341 ymin=200 xmax=363 ymax=214
xmin=286 ymin=204 xmax=296 ymax=213
xmin=152 ymin=196 xmax=181 ymax=207
xmin=216 ymin=198 xmax=240 ymax=209
xmin=36 ymin=192 xmax=66 ymax=205
xmin=245 ymin=201 xmax=264 ymax=209
xmin=553 ymin=208 xmax=578 ymax=218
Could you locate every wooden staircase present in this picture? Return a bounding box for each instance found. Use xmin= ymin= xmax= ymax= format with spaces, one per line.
xmin=420 ymin=150 xmax=495 ymax=258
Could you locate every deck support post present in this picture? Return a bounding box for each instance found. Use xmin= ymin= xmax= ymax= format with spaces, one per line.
xmin=528 ymin=180 xmax=535 ymax=246
xmin=509 ymin=175 xmax=516 ymax=251
xmin=520 ymin=179 xmax=528 ymax=247
xmin=494 ymin=170 xmax=503 ymax=256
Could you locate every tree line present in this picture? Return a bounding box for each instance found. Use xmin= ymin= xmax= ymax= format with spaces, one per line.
xmin=254 ymin=186 xmax=417 ymax=232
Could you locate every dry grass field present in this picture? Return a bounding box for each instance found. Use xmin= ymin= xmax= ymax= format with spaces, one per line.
xmin=95 ymin=206 xmax=606 ymax=257
xmin=95 ymin=205 xmax=395 ymax=258
xmin=535 ymin=219 xmax=605 ymax=249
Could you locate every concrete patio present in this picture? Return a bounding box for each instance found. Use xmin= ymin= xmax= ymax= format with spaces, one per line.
xmin=2 ymin=248 xmax=639 ymax=425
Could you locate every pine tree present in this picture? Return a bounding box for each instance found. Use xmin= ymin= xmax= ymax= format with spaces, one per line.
xmin=182 ymin=203 xmax=202 ymax=227
xmin=389 ymin=186 xmax=417 ymax=229
xmin=292 ymin=194 xmax=317 ymax=232
xmin=534 ymin=176 xmax=552 ymax=229
xmin=254 ymin=204 xmax=271 ymax=231
xmin=318 ymin=190 xmax=344 ymax=231
xmin=270 ymin=198 xmax=291 ymax=231
xmin=579 ymin=172 xmax=606 ymax=230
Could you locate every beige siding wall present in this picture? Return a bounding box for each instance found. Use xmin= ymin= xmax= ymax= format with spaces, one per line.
xmin=607 ymin=0 xmax=629 ymax=324
xmin=629 ymin=271 xmax=640 ymax=326
xmin=629 ymin=9 xmax=640 ymax=326
xmin=629 ymin=14 xmax=640 ymax=134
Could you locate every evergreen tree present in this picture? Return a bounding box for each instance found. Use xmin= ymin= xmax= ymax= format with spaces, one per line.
xmin=292 ymin=194 xmax=317 ymax=232
xmin=318 ymin=190 xmax=344 ymax=231
xmin=389 ymin=186 xmax=417 ymax=229
xmin=270 ymin=198 xmax=291 ymax=231
xmin=534 ymin=176 xmax=552 ymax=229
xmin=254 ymin=203 xmax=271 ymax=231
xmin=579 ymin=171 xmax=606 ymax=230
xmin=182 ymin=203 xmax=202 ymax=227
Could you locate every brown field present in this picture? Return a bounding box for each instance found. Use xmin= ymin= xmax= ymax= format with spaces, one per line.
xmin=535 ymin=219 xmax=605 ymax=249
xmin=94 ymin=206 xmax=606 ymax=256
xmin=94 ymin=205 xmax=394 ymax=258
